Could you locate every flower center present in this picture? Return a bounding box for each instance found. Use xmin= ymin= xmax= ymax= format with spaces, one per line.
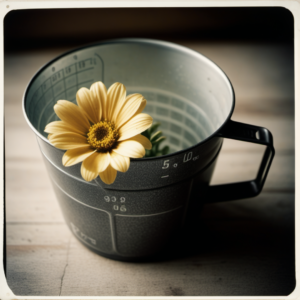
xmin=87 ymin=120 xmax=119 ymax=151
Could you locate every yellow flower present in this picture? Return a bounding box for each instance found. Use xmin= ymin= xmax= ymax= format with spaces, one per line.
xmin=45 ymin=82 xmax=153 ymax=184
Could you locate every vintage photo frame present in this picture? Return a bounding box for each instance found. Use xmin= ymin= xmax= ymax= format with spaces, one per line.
xmin=0 ymin=1 xmax=299 ymax=299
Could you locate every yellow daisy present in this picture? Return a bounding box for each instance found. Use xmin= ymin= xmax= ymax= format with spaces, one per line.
xmin=45 ymin=82 xmax=153 ymax=184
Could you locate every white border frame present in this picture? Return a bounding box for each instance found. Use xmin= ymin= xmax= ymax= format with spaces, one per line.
xmin=0 ymin=1 xmax=299 ymax=299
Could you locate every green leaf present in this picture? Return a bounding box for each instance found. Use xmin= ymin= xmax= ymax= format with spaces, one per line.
xmin=143 ymin=122 xmax=170 ymax=158
xmin=152 ymin=136 xmax=166 ymax=144
xmin=141 ymin=129 xmax=150 ymax=139
xmin=161 ymin=146 xmax=170 ymax=155
xmin=149 ymin=122 xmax=161 ymax=135
xmin=150 ymin=131 xmax=162 ymax=141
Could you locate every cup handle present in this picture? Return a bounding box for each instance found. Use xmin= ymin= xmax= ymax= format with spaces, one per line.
xmin=206 ymin=119 xmax=275 ymax=203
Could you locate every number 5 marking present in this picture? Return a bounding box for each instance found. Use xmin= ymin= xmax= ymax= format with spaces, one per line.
xmin=162 ymin=160 xmax=169 ymax=169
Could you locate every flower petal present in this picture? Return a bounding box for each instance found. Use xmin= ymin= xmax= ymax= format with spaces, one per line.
xmin=107 ymin=82 xmax=126 ymax=122
xmin=90 ymin=81 xmax=107 ymax=120
xmin=81 ymin=152 xmax=111 ymax=181
xmin=115 ymin=94 xmax=143 ymax=129
xmin=113 ymin=139 xmax=145 ymax=158
xmin=45 ymin=121 xmax=82 ymax=135
xmin=54 ymin=100 xmax=90 ymax=134
xmin=130 ymin=134 xmax=152 ymax=150
xmin=77 ymin=87 xmax=101 ymax=124
xmin=95 ymin=152 xmax=111 ymax=173
xmin=49 ymin=132 xmax=88 ymax=150
xmin=62 ymin=146 xmax=96 ymax=167
xmin=118 ymin=113 xmax=153 ymax=141
xmin=134 ymin=98 xmax=147 ymax=116
xmin=109 ymin=151 xmax=130 ymax=173
xmin=99 ymin=164 xmax=117 ymax=185
xmin=81 ymin=162 xmax=97 ymax=182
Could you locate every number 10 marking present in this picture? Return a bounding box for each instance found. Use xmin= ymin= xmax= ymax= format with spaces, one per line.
xmin=183 ymin=152 xmax=193 ymax=163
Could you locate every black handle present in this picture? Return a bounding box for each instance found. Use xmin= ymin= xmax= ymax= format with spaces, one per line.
xmin=206 ymin=120 xmax=275 ymax=203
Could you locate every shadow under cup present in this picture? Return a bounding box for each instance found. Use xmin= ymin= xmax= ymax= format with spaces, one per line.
xmin=23 ymin=39 xmax=274 ymax=260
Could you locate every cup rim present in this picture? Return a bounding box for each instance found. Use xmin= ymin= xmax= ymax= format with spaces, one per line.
xmin=22 ymin=38 xmax=236 ymax=161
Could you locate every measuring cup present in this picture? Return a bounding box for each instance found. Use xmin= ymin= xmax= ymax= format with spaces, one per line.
xmin=23 ymin=39 xmax=275 ymax=260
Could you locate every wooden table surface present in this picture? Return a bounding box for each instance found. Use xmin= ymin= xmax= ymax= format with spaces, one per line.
xmin=4 ymin=41 xmax=295 ymax=296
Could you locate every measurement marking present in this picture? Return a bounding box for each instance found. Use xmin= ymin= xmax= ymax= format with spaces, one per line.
xmin=120 ymin=205 xmax=126 ymax=212
xmin=116 ymin=205 xmax=183 ymax=218
xmin=50 ymin=178 xmax=119 ymax=253
xmin=184 ymin=151 xmax=193 ymax=163
xmin=32 ymin=57 xmax=96 ymax=131
xmin=161 ymin=175 xmax=169 ymax=178
xmin=152 ymin=112 xmax=203 ymax=143
xmin=41 ymin=85 xmax=52 ymax=95
xmin=75 ymin=61 xmax=78 ymax=90
xmin=38 ymin=96 xmax=60 ymax=132
xmin=51 ymin=178 xmax=106 ymax=211
xmin=62 ymin=67 xmax=67 ymax=102
xmin=40 ymin=79 xmax=94 ymax=130
xmin=71 ymin=223 xmax=96 ymax=245
xmin=50 ymin=71 xmax=55 ymax=112
xmin=70 ymin=222 xmax=111 ymax=253
xmin=63 ymin=79 xmax=93 ymax=91
xmin=95 ymin=53 xmax=105 ymax=82
xmin=75 ymin=67 xmax=94 ymax=75
xmin=125 ymin=86 xmax=213 ymax=134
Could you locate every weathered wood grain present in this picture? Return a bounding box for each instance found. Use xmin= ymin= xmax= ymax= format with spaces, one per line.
xmin=6 ymin=224 xmax=71 ymax=296
xmin=6 ymin=191 xmax=294 ymax=296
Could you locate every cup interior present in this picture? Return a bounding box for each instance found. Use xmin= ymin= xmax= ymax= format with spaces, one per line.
xmin=24 ymin=39 xmax=234 ymax=154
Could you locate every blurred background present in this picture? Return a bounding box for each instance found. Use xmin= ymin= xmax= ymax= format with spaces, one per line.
xmin=4 ymin=6 xmax=295 ymax=297
xmin=4 ymin=7 xmax=293 ymax=51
